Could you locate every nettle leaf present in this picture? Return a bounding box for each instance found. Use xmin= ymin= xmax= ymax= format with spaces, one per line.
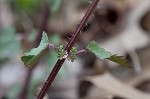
xmin=86 ymin=41 xmax=112 ymax=59
xmin=87 ymin=41 xmax=131 ymax=67
xmin=70 ymin=47 xmax=77 ymax=62
xmin=107 ymin=55 xmax=132 ymax=67
xmin=21 ymin=32 xmax=49 ymax=68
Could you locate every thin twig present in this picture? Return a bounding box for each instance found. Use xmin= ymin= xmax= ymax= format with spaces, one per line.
xmin=37 ymin=0 xmax=100 ymax=98
xmin=48 ymin=43 xmax=55 ymax=49
xmin=75 ymin=49 xmax=87 ymax=55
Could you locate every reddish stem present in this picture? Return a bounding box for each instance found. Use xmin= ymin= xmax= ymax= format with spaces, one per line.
xmin=37 ymin=0 xmax=100 ymax=99
xmin=75 ymin=49 xmax=87 ymax=55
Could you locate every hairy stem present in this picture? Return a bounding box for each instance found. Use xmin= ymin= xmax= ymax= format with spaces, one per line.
xmin=37 ymin=0 xmax=100 ymax=98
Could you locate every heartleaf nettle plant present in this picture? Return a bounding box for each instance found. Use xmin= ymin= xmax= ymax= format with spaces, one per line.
xmin=22 ymin=33 xmax=131 ymax=68
xmin=21 ymin=0 xmax=131 ymax=98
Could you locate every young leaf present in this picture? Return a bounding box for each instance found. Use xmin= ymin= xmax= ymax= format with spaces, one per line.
xmin=21 ymin=32 xmax=49 ymax=68
xmin=86 ymin=41 xmax=112 ymax=59
xmin=86 ymin=41 xmax=131 ymax=67
xmin=70 ymin=47 xmax=77 ymax=62
xmin=56 ymin=45 xmax=68 ymax=60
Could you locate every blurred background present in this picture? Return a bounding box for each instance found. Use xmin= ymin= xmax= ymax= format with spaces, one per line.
xmin=0 ymin=0 xmax=150 ymax=99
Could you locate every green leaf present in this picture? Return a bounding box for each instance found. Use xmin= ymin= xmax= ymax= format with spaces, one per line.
xmin=21 ymin=32 xmax=49 ymax=68
xmin=87 ymin=41 xmax=131 ymax=67
xmin=70 ymin=54 xmax=76 ymax=62
xmin=71 ymin=47 xmax=77 ymax=53
xmin=57 ymin=45 xmax=68 ymax=60
xmin=86 ymin=41 xmax=112 ymax=59
xmin=70 ymin=47 xmax=77 ymax=62
xmin=107 ymin=55 xmax=132 ymax=67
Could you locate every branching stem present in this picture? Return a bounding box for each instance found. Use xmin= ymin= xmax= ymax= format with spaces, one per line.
xmin=37 ymin=0 xmax=100 ymax=98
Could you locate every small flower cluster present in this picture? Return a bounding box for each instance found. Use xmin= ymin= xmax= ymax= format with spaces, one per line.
xmin=56 ymin=45 xmax=77 ymax=62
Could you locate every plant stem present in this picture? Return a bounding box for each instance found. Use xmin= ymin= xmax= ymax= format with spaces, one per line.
xmin=37 ymin=0 xmax=100 ymax=98
xmin=65 ymin=0 xmax=100 ymax=52
xmin=75 ymin=49 xmax=87 ymax=55
xmin=18 ymin=3 xmax=50 ymax=99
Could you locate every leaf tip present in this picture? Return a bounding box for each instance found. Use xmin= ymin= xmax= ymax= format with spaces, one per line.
xmin=107 ymin=55 xmax=132 ymax=68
